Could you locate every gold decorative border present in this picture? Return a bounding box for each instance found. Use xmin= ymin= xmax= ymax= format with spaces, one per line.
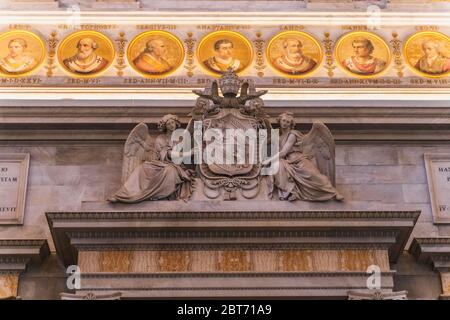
xmin=56 ymin=30 xmax=116 ymax=78
xmin=323 ymin=32 xmax=336 ymax=78
xmin=334 ymin=31 xmax=392 ymax=79
xmin=403 ymin=31 xmax=450 ymax=79
xmin=127 ymin=30 xmax=185 ymax=79
xmin=266 ymin=30 xmax=323 ymax=78
xmin=390 ymin=32 xmax=404 ymax=78
xmin=115 ymin=31 xmax=127 ymax=77
xmin=45 ymin=31 xmax=58 ymax=77
xmin=196 ymin=30 xmax=254 ymax=77
xmin=0 ymin=30 xmax=46 ymax=78
xmin=253 ymin=31 xmax=266 ymax=78
xmin=184 ymin=32 xmax=196 ymax=77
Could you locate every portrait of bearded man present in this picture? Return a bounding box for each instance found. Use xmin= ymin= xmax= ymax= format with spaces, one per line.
xmin=63 ymin=37 xmax=109 ymax=75
xmin=271 ymin=38 xmax=317 ymax=75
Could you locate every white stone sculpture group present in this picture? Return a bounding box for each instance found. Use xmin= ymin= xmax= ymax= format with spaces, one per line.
xmin=108 ymin=69 xmax=343 ymax=203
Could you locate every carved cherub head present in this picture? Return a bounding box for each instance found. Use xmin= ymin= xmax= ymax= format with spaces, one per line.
xmin=195 ymin=97 xmax=208 ymax=109
xmin=249 ymin=97 xmax=264 ymax=113
xmin=241 ymin=97 xmax=262 ymax=116
xmin=277 ymin=112 xmax=296 ymax=130
xmin=158 ymin=114 xmax=181 ymax=132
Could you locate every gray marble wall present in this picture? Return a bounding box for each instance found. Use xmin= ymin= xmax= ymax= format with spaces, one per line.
xmin=0 ymin=142 xmax=447 ymax=299
xmin=0 ymin=143 xmax=447 ymax=245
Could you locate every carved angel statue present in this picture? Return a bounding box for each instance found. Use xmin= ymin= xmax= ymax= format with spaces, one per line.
xmin=262 ymin=112 xmax=343 ymax=201
xmin=192 ymin=68 xmax=267 ymax=109
xmin=108 ymin=114 xmax=195 ymax=203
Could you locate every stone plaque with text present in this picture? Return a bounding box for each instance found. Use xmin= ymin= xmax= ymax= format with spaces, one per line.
xmin=0 ymin=154 xmax=29 ymax=225
xmin=425 ymin=153 xmax=450 ymax=224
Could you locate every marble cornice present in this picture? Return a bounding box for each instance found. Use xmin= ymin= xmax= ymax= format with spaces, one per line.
xmin=409 ymin=237 xmax=450 ymax=271
xmin=46 ymin=210 xmax=419 ymax=266
xmin=0 ymin=239 xmax=50 ymax=272
xmin=1 ymin=104 xmax=450 ymax=143
xmin=46 ymin=210 xmax=420 ymax=220
xmin=73 ymin=271 xmax=397 ymax=298
xmin=79 ymin=271 xmax=397 ymax=279
xmin=0 ymin=11 xmax=449 ymax=24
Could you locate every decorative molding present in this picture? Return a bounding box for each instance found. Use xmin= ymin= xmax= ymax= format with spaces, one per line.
xmin=390 ymin=32 xmax=404 ymax=78
xmin=60 ymin=292 xmax=122 ymax=300
xmin=79 ymin=271 xmax=397 ymax=279
xmin=2 ymin=103 xmax=450 ymax=143
xmin=46 ymin=210 xmax=419 ymax=266
xmin=47 ymin=210 xmax=420 ymax=221
xmin=46 ymin=208 xmax=409 ymax=299
xmin=73 ymin=243 xmax=393 ymax=252
xmin=253 ymin=31 xmax=266 ymax=78
xmin=322 ymin=32 xmax=335 ymax=78
xmin=0 ymin=239 xmax=49 ymax=247
xmin=45 ymin=31 xmax=58 ymax=78
xmin=348 ymin=290 xmax=408 ymax=300
xmin=409 ymin=237 xmax=450 ymax=270
xmin=0 ymin=239 xmax=50 ymax=272
xmin=73 ymin=271 xmax=396 ymax=298
xmin=72 ymin=271 xmax=396 ymax=298
xmin=78 ymin=286 xmax=389 ymax=292
xmin=3 ymin=129 xmax=450 ymax=143
xmin=1 ymin=13 xmax=450 ymax=90
xmin=409 ymin=237 xmax=450 ymax=300
xmin=67 ymin=230 xmax=399 ymax=239
xmin=183 ymin=32 xmax=196 ymax=78
xmin=114 ymin=31 xmax=128 ymax=77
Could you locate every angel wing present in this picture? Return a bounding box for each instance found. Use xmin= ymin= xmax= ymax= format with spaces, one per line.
xmin=240 ymin=81 xmax=249 ymax=97
xmin=210 ymin=80 xmax=219 ymax=97
xmin=192 ymin=81 xmax=222 ymax=105
xmin=238 ymin=81 xmax=267 ymax=104
xmin=121 ymin=123 xmax=156 ymax=183
xmin=248 ymin=81 xmax=256 ymax=94
xmin=302 ymin=122 xmax=336 ymax=186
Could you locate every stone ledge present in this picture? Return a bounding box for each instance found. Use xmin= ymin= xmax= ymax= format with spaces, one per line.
xmin=60 ymin=291 xmax=122 ymax=300
xmin=0 ymin=239 xmax=50 ymax=272
xmin=409 ymin=237 xmax=450 ymax=271
xmin=75 ymin=271 xmax=396 ymax=299
xmin=46 ymin=209 xmax=419 ymax=266
xmin=347 ymin=290 xmax=408 ymax=300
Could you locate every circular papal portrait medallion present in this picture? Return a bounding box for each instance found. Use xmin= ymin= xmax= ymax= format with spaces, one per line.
xmin=0 ymin=30 xmax=46 ymax=77
xmin=403 ymin=31 xmax=450 ymax=78
xmin=266 ymin=31 xmax=322 ymax=78
xmin=57 ymin=30 xmax=115 ymax=77
xmin=197 ymin=31 xmax=253 ymax=76
xmin=127 ymin=30 xmax=185 ymax=78
xmin=334 ymin=31 xmax=391 ymax=78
